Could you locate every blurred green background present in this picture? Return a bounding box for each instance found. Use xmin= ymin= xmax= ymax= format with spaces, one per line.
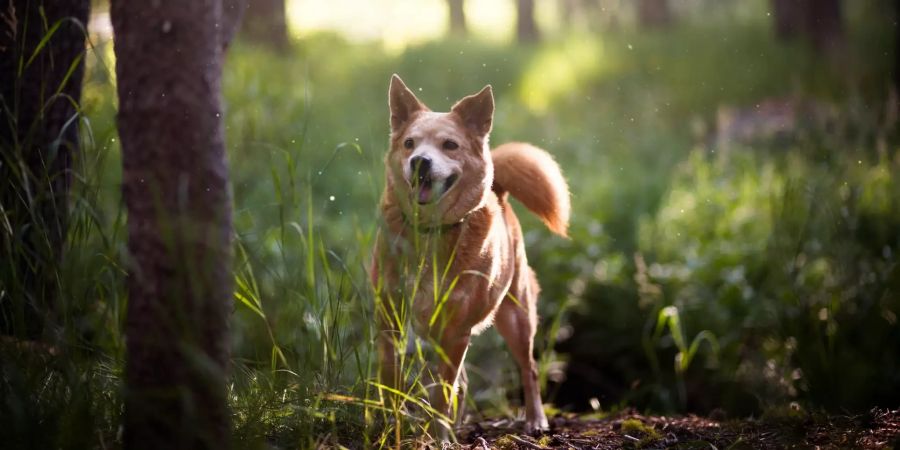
xmin=6 ymin=0 xmax=900 ymax=447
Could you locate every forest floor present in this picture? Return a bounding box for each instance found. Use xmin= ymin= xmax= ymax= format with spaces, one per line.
xmin=452 ymin=408 xmax=900 ymax=449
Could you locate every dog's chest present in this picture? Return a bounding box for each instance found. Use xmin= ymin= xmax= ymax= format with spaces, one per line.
xmin=406 ymin=232 xmax=513 ymax=338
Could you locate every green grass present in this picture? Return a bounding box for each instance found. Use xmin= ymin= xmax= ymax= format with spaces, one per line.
xmin=2 ymin=3 xmax=899 ymax=448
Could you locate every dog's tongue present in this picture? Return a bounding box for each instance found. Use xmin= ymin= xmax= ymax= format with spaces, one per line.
xmin=417 ymin=182 xmax=433 ymax=204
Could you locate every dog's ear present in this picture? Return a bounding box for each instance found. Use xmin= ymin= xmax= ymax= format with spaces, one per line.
xmin=389 ymin=74 xmax=426 ymax=133
xmin=451 ymin=85 xmax=493 ymax=137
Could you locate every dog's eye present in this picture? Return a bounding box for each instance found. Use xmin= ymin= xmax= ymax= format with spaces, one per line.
xmin=403 ymin=138 xmax=414 ymax=149
xmin=443 ymin=140 xmax=459 ymax=151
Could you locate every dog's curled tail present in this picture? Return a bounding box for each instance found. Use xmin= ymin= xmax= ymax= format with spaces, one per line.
xmin=492 ymin=142 xmax=571 ymax=237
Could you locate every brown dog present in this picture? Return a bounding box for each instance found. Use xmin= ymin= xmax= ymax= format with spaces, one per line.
xmin=371 ymin=75 xmax=570 ymax=436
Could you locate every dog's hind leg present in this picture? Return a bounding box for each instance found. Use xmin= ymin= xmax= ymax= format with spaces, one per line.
xmin=494 ymin=270 xmax=549 ymax=434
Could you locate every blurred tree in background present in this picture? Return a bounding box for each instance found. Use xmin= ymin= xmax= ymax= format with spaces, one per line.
xmin=243 ymin=0 xmax=289 ymax=49
xmin=516 ymin=0 xmax=540 ymax=43
xmin=637 ymin=0 xmax=672 ymax=29
xmin=896 ymin=0 xmax=900 ymax=92
xmin=447 ymin=0 xmax=467 ymax=36
xmin=771 ymin=0 xmax=844 ymax=53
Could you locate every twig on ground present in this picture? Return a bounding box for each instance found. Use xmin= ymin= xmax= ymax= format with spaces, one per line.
xmin=507 ymin=434 xmax=551 ymax=450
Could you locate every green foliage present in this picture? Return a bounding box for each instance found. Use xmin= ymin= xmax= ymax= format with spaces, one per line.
xmin=632 ymin=145 xmax=900 ymax=411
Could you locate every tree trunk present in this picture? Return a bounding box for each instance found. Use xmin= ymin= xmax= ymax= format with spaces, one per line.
xmin=242 ymin=0 xmax=288 ymax=50
xmin=0 ymin=0 xmax=90 ymax=339
xmin=516 ymin=0 xmax=540 ymax=43
xmin=807 ymin=0 xmax=843 ymax=53
xmin=771 ymin=0 xmax=843 ymax=53
xmin=895 ymin=0 xmax=900 ymax=95
xmin=559 ymin=0 xmax=575 ymax=27
xmin=447 ymin=0 xmax=467 ymax=37
xmin=110 ymin=0 xmax=241 ymax=448
xmin=637 ymin=0 xmax=672 ymax=29
xmin=771 ymin=0 xmax=806 ymax=40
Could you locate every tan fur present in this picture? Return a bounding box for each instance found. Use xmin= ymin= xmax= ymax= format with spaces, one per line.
xmin=492 ymin=142 xmax=571 ymax=237
xmin=372 ymin=75 xmax=570 ymax=438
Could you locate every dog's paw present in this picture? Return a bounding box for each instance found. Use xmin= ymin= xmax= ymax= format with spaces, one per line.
xmin=524 ymin=416 xmax=550 ymax=435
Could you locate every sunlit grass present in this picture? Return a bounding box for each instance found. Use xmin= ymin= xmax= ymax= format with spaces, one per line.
xmin=518 ymin=36 xmax=615 ymax=112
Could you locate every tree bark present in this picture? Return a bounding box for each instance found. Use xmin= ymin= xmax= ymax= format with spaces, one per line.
xmin=637 ymin=0 xmax=672 ymax=29
xmin=242 ymin=0 xmax=288 ymax=50
xmin=447 ymin=0 xmax=467 ymax=37
xmin=110 ymin=0 xmax=240 ymax=448
xmin=771 ymin=0 xmax=805 ymax=40
xmin=559 ymin=0 xmax=575 ymax=27
xmin=807 ymin=0 xmax=843 ymax=53
xmin=516 ymin=0 xmax=540 ymax=43
xmin=771 ymin=0 xmax=843 ymax=53
xmin=0 ymin=0 xmax=90 ymax=339
xmin=895 ymin=0 xmax=900 ymax=95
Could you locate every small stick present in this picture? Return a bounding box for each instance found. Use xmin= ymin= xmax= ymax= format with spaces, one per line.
xmin=507 ymin=434 xmax=551 ymax=450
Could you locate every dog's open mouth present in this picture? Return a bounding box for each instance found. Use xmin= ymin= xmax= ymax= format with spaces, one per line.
xmin=414 ymin=173 xmax=458 ymax=205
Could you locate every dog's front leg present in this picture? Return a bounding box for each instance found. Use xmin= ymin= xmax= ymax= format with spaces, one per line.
xmin=429 ymin=332 xmax=470 ymax=440
xmin=373 ymin=236 xmax=404 ymax=403
xmin=376 ymin=315 xmax=400 ymax=392
xmin=374 ymin=286 xmax=401 ymax=403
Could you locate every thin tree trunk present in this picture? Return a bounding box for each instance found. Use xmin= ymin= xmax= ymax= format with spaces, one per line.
xmin=0 ymin=0 xmax=90 ymax=339
xmin=771 ymin=0 xmax=843 ymax=54
xmin=516 ymin=0 xmax=540 ymax=43
xmin=771 ymin=0 xmax=805 ymax=40
xmin=637 ymin=0 xmax=672 ymax=29
xmin=447 ymin=0 xmax=467 ymax=37
xmin=807 ymin=0 xmax=843 ymax=53
xmin=895 ymin=0 xmax=900 ymax=95
xmin=242 ymin=0 xmax=288 ymax=49
xmin=560 ymin=0 xmax=588 ymax=28
xmin=110 ymin=0 xmax=241 ymax=448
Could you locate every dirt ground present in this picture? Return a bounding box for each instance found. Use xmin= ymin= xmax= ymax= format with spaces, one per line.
xmin=454 ymin=407 xmax=900 ymax=449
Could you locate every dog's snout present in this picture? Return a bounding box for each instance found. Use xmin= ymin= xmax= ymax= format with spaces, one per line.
xmin=410 ymin=156 xmax=432 ymax=177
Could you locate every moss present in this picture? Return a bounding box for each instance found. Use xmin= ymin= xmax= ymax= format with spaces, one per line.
xmin=537 ymin=435 xmax=553 ymax=447
xmin=542 ymin=404 xmax=562 ymax=418
xmin=620 ymin=419 xmax=661 ymax=447
xmin=581 ymin=410 xmax=611 ymax=421
xmin=494 ymin=434 xmax=518 ymax=450
xmin=761 ymin=402 xmax=807 ymax=422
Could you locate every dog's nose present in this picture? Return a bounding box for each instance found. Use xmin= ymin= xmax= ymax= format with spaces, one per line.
xmin=410 ymin=156 xmax=431 ymax=178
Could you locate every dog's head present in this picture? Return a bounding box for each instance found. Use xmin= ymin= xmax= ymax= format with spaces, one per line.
xmin=385 ymin=74 xmax=494 ymax=226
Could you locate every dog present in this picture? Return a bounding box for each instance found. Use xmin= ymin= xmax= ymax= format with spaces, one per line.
xmin=371 ymin=74 xmax=570 ymax=436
